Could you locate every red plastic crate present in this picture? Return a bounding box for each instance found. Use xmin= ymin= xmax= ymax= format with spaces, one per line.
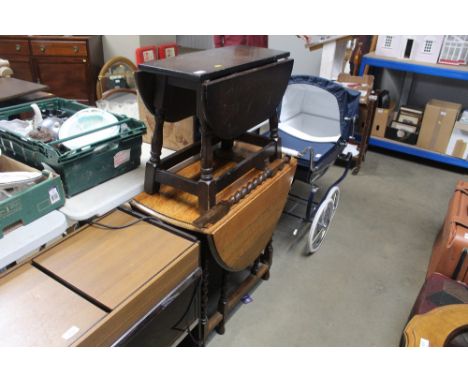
xmin=158 ymin=43 xmax=178 ymax=59
xmin=135 ymin=45 xmax=158 ymax=65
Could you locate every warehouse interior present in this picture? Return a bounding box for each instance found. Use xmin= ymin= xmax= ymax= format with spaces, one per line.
xmin=1 ymin=4 xmax=467 ymax=360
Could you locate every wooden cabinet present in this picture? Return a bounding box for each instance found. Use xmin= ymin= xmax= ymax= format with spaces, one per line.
xmin=0 ymin=264 xmax=107 ymax=346
xmin=0 ymin=210 xmax=201 ymax=346
xmin=0 ymin=38 xmax=34 ymax=82
xmin=0 ymin=36 xmax=103 ymax=104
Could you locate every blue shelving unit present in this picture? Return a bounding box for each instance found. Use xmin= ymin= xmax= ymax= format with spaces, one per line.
xmin=359 ymin=53 xmax=468 ymax=81
xmin=359 ymin=53 xmax=468 ymax=170
xmin=370 ymin=137 xmax=468 ymax=170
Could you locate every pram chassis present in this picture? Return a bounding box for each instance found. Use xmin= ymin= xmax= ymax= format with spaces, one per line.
xmin=283 ymin=141 xmax=353 ymax=254
xmin=277 ymin=75 xmax=359 ymax=254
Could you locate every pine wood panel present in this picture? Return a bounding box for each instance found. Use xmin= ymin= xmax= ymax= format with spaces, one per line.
xmin=133 ymin=154 xmax=296 ymax=270
xmin=0 ymin=264 xmax=106 ymax=346
xmin=133 ymin=148 xmax=294 ymax=232
xmin=210 ymin=161 xmax=295 ymax=270
xmin=73 ymin=246 xmax=199 ymax=346
xmin=403 ymin=304 xmax=468 ymax=347
xmin=34 ymin=210 xmax=197 ymax=310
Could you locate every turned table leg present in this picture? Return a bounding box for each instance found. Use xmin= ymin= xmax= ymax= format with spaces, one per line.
xmin=144 ymin=110 xmax=164 ymax=194
xmin=199 ymin=124 xmax=216 ymax=212
xmin=216 ymin=270 xmax=228 ymax=335
xmin=269 ymin=112 xmax=281 ymax=159
xmin=200 ymin=256 xmax=210 ymax=345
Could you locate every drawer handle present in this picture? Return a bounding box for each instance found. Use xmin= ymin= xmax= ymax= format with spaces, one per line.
xmin=73 ymin=46 xmax=79 ymax=53
xmin=40 ymin=45 xmax=46 ymax=53
xmin=15 ymin=44 xmax=21 ymax=52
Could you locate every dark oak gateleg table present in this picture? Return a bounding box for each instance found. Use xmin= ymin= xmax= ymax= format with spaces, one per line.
xmin=136 ymin=46 xmax=293 ymax=212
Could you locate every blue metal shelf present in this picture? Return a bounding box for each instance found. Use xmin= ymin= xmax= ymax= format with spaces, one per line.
xmin=359 ymin=53 xmax=468 ymax=80
xmin=360 ymin=53 xmax=468 ymax=169
xmin=370 ymin=137 xmax=467 ymax=170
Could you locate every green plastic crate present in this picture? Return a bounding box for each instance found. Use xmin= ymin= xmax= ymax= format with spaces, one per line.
xmin=0 ymin=98 xmax=146 ymax=197
xmin=0 ymin=155 xmax=65 ymax=238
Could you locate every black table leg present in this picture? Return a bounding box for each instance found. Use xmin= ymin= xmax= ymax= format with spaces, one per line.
xmin=144 ymin=110 xmax=164 ymax=194
xmin=269 ymin=112 xmax=281 ymax=159
xmin=261 ymin=239 xmax=273 ymax=280
xmin=221 ymin=139 xmax=234 ymax=151
xmin=199 ymin=125 xmax=216 ymax=211
xmin=216 ymin=270 xmax=228 ymax=335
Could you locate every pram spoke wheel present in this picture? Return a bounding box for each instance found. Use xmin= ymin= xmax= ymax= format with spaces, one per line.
xmin=326 ymin=186 xmax=340 ymax=218
xmin=307 ymin=198 xmax=334 ymax=254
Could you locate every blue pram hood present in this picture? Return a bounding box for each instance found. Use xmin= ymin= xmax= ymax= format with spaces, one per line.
xmin=281 ymin=75 xmax=361 ymax=140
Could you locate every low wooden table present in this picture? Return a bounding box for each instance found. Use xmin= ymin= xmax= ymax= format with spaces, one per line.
xmin=131 ymin=142 xmax=297 ymax=339
xmin=0 ymin=209 xmax=201 ymax=346
xmin=136 ymin=46 xmax=293 ymax=211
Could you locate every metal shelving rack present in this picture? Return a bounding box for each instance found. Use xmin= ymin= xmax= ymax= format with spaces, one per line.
xmin=359 ymin=53 xmax=468 ymax=170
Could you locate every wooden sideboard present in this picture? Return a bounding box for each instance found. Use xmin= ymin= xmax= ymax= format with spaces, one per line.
xmin=0 ymin=36 xmax=103 ymax=104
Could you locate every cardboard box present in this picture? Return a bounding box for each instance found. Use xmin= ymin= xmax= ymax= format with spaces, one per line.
xmin=446 ymin=121 xmax=468 ymax=159
xmin=417 ymin=99 xmax=462 ymax=153
xmin=337 ymin=73 xmax=374 ymax=104
xmin=371 ymin=102 xmax=395 ymax=138
xmin=385 ymin=121 xmax=419 ymax=145
xmin=137 ymin=94 xmax=195 ymax=150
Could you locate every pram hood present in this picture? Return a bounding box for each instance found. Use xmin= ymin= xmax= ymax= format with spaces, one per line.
xmin=279 ymin=75 xmax=360 ymax=142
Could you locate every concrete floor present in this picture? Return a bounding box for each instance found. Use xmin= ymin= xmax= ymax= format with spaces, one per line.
xmin=208 ymin=150 xmax=465 ymax=346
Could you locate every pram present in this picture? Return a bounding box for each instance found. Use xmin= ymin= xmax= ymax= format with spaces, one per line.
xmin=278 ymin=75 xmax=360 ymax=254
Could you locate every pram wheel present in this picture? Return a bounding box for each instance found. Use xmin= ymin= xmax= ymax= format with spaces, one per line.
xmin=307 ymin=186 xmax=340 ymax=254
xmin=327 ymin=186 xmax=340 ymax=218
xmin=307 ymin=199 xmax=334 ymax=254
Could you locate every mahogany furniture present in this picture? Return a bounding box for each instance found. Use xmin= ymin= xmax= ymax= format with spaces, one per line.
xmin=136 ymin=46 xmax=293 ymax=212
xmin=0 ymin=36 xmax=103 ymax=104
xmin=0 ymin=209 xmax=201 ymax=346
xmin=0 ymin=77 xmax=48 ymax=103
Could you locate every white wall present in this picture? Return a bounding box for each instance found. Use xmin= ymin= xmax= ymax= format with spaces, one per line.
xmin=139 ymin=35 xmax=177 ymax=47
xmin=177 ymin=35 xmax=214 ymax=50
xmin=268 ymin=35 xmax=322 ymax=76
xmin=102 ymin=35 xmax=139 ymax=63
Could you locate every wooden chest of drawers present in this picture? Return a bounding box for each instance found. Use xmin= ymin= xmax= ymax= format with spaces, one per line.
xmin=0 ymin=36 xmax=103 ymax=104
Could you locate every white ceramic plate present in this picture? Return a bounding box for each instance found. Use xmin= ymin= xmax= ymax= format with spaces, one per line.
xmin=59 ymin=108 xmax=119 ymax=150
